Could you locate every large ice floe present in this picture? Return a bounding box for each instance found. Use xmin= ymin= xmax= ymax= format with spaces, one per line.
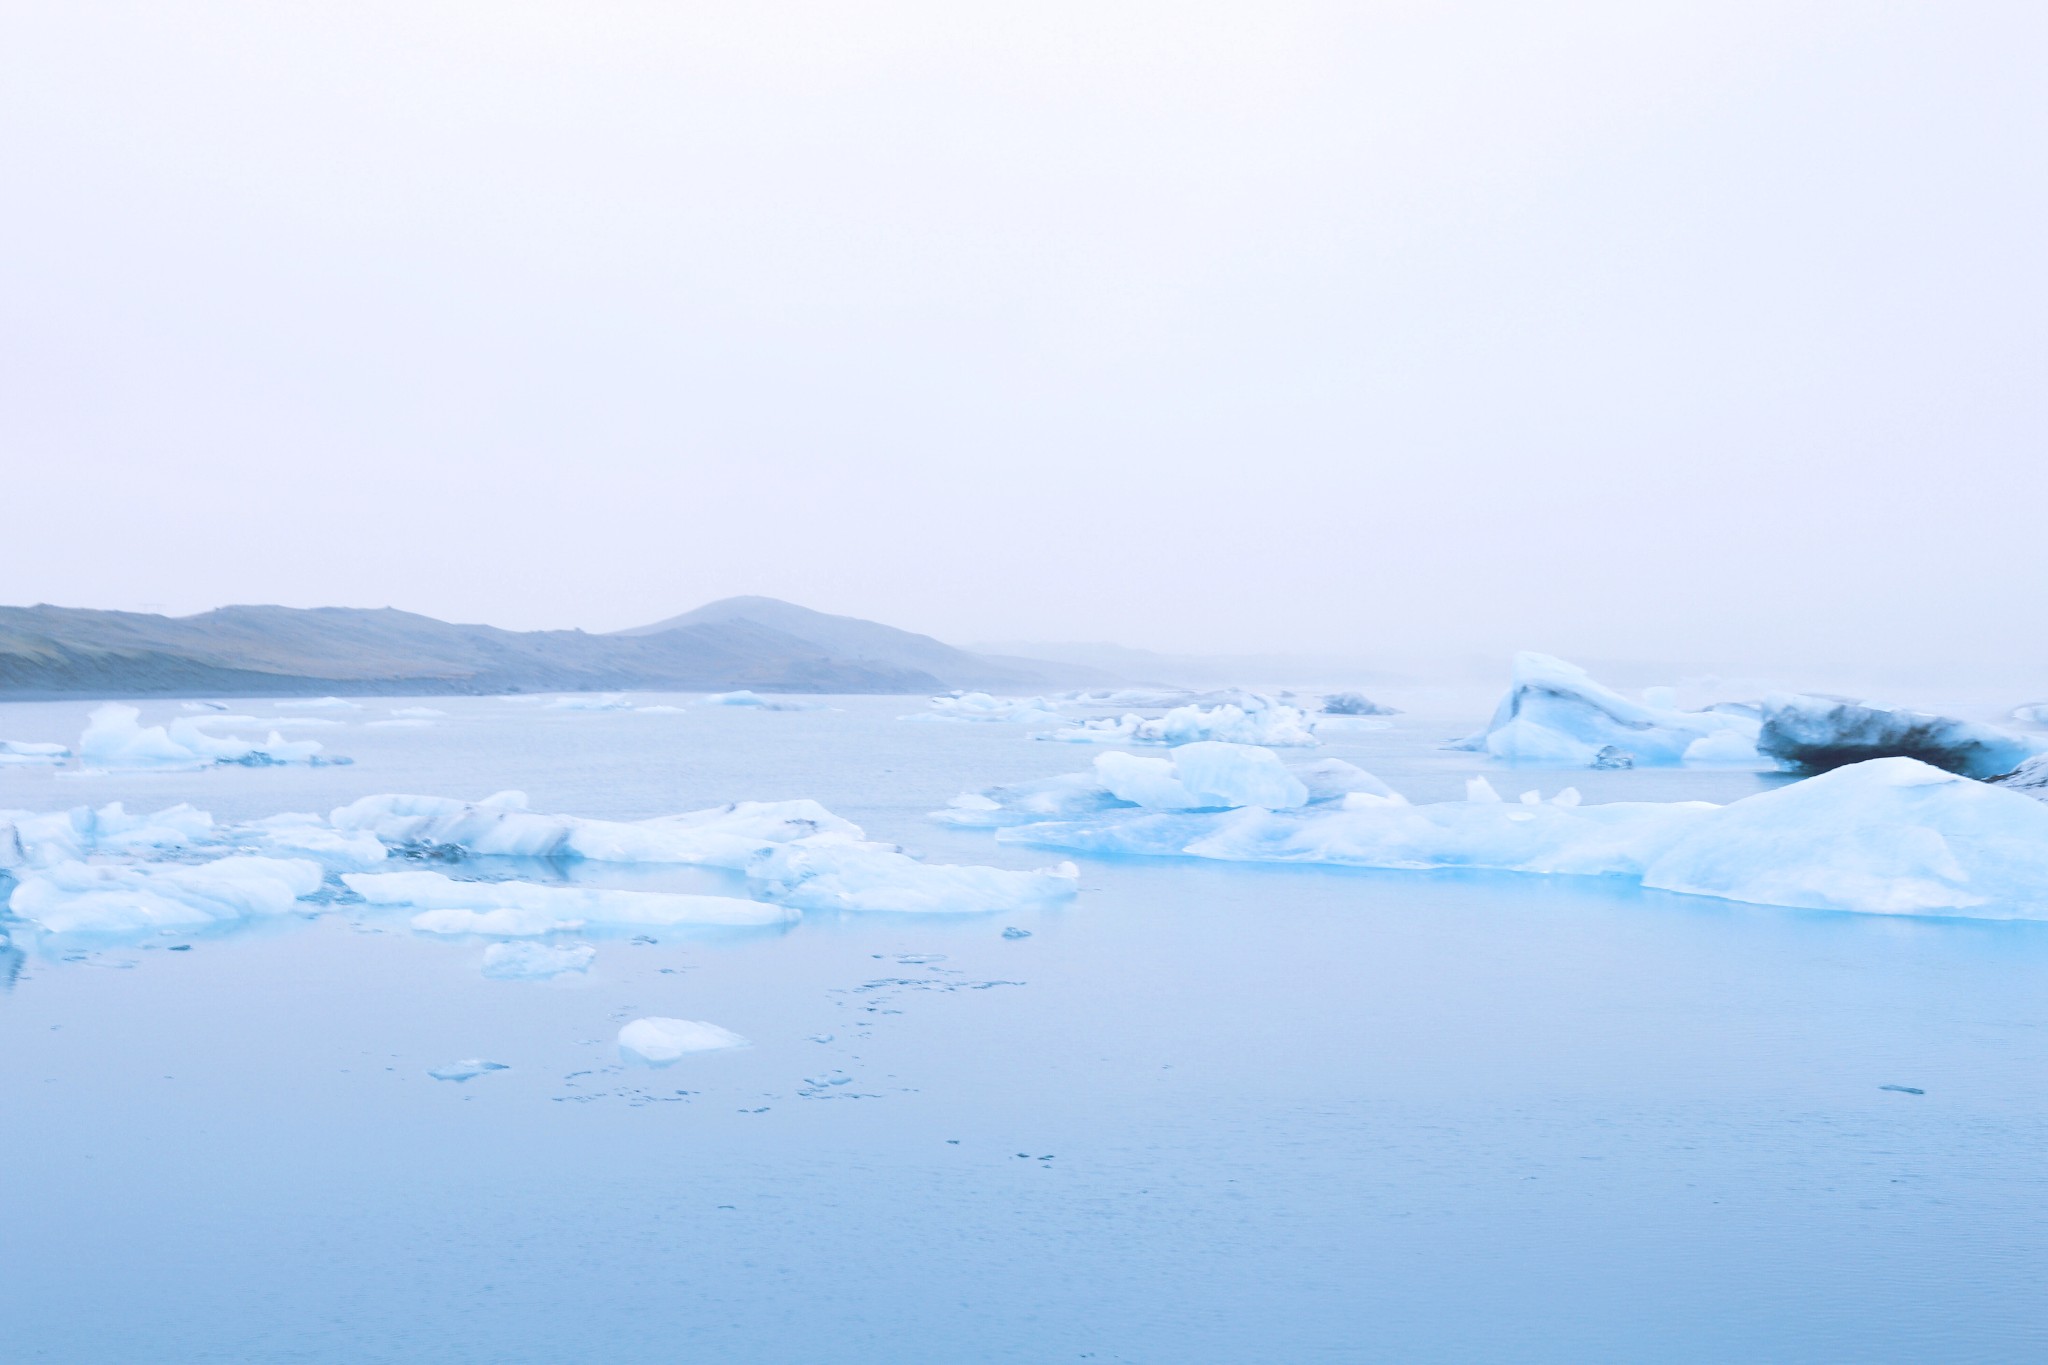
xmin=1042 ymin=698 xmax=1321 ymax=748
xmin=1755 ymin=696 xmax=2041 ymax=779
xmin=77 ymin=704 xmax=337 ymax=771
xmin=1450 ymin=653 xmax=1761 ymax=767
xmin=344 ymin=869 xmax=795 ymax=930
xmin=942 ymin=742 xmax=2048 ymax=919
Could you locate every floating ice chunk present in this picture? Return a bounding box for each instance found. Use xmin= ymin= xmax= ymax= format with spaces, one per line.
xmin=1293 ymin=759 xmax=1400 ymax=804
xmin=1170 ymin=742 xmax=1310 ymax=810
xmin=366 ymin=718 xmax=435 ymax=729
xmin=1038 ymin=714 xmax=1144 ymax=744
xmin=907 ymin=692 xmax=1063 ymax=724
xmin=0 ymin=802 xmax=218 ymax=872
xmin=1093 ymin=752 xmax=1199 ymax=810
xmin=1143 ymin=702 xmax=1319 ymax=748
xmin=2012 ymin=703 xmax=2048 ymax=727
xmin=77 ymin=704 xmax=330 ymax=771
xmin=546 ymin=693 xmax=632 ymax=711
xmin=933 ymin=772 xmax=1125 ymax=828
xmin=182 ymin=700 xmax=230 ymax=712
xmin=411 ymin=908 xmax=581 ymax=937
xmin=1322 ymin=693 xmax=1399 ymax=716
xmin=429 ymin=1060 xmax=509 ymax=1082
xmin=1642 ymin=758 xmax=2048 ymax=916
xmin=276 ymin=697 xmax=361 ymax=711
xmin=330 ymin=792 xmax=860 ymax=868
xmin=1450 ymin=653 xmax=1761 ymax=767
xmin=482 ymin=941 xmax=596 ymax=979
xmin=745 ymin=840 xmax=1079 ymax=914
xmin=0 ymin=739 xmax=69 ymax=766
xmin=635 ymin=704 xmax=685 ymax=713
xmin=345 ymin=869 xmax=793 ymax=927
xmin=1756 ymin=695 xmax=2041 ymax=778
xmin=241 ymin=814 xmax=389 ymax=869
xmin=7 ymin=856 xmax=323 ymax=934
xmin=391 ymin=707 xmax=445 ymax=718
xmin=618 ymin=1017 xmax=747 ymax=1064
xmin=705 ymin=690 xmax=766 ymax=706
xmin=1466 ymin=777 xmax=1503 ymax=803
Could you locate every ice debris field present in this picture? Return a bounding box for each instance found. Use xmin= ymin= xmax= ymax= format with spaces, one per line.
xmin=8 ymin=668 xmax=2048 ymax=1361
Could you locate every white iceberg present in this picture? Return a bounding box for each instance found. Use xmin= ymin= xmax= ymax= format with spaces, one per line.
xmin=0 ymin=801 xmax=218 ymax=872
xmin=617 ymin=1017 xmax=747 ymax=1064
xmin=330 ymin=791 xmax=858 ymax=868
xmin=239 ymin=814 xmax=389 ymax=869
xmin=6 ymin=856 xmax=324 ymax=934
xmin=546 ymin=693 xmax=632 ymax=711
xmin=1755 ymin=695 xmax=2040 ymax=779
xmin=482 ymin=941 xmax=596 ymax=980
xmin=0 ymin=739 xmax=69 ymax=766
xmin=78 ymin=704 xmax=330 ymax=771
xmin=745 ymin=838 xmax=1079 ymax=915
xmin=343 ymin=869 xmax=794 ymax=928
xmin=906 ymin=692 xmax=1064 ymax=724
xmin=1450 ymin=653 xmax=1761 ymax=767
xmin=1044 ymin=699 xmax=1320 ymax=748
xmin=1640 ymin=758 xmax=2048 ymax=916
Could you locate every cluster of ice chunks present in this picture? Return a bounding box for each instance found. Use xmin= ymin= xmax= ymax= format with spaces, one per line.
xmin=1449 ymin=653 xmax=1762 ymax=768
xmin=943 ymin=741 xmax=2048 ymax=919
xmin=0 ymin=785 xmax=1078 ymax=938
xmin=906 ymin=692 xmax=1065 ymax=724
xmin=77 ymin=703 xmax=336 ymax=771
xmin=1042 ymin=699 xmax=1321 ymax=748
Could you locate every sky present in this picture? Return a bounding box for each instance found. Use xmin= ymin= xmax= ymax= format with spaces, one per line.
xmin=2 ymin=3 xmax=2044 ymax=678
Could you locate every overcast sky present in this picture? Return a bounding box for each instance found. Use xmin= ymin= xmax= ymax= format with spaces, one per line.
xmin=3 ymin=3 xmax=2043 ymax=676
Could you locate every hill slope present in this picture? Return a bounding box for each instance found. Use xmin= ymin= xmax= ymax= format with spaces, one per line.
xmin=0 ymin=599 xmax=1076 ymax=699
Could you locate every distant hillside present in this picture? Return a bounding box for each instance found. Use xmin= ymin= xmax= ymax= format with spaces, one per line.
xmin=0 ymin=598 xmax=1093 ymax=699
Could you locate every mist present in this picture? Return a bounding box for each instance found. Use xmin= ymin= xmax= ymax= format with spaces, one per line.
xmin=3 ymin=2 xmax=2043 ymax=681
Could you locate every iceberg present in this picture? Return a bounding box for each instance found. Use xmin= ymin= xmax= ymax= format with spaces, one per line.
xmin=1044 ymin=699 xmax=1321 ymax=748
xmin=1992 ymin=753 xmax=2048 ymax=801
xmin=77 ymin=704 xmax=331 ymax=771
xmin=482 ymin=941 xmax=596 ymax=979
xmin=2012 ymin=703 xmax=2048 ymax=727
xmin=330 ymin=792 xmax=859 ymax=868
xmin=7 ymin=856 xmax=324 ymax=934
xmin=955 ymin=743 xmax=2048 ymax=920
xmin=617 ymin=1017 xmax=747 ymax=1064
xmin=1321 ymin=692 xmax=1399 ymax=716
xmin=546 ymin=693 xmax=632 ymax=711
xmin=0 ymin=739 xmax=69 ymax=766
xmin=0 ymin=802 xmax=217 ymax=873
xmin=239 ymin=814 xmax=389 ymax=869
xmin=907 ymin=692 xmax=1064 ymax=724
xmin=1755 ymin=695 xmax=2041 ymax=779
xmin=1640 ymin=758 xmax=2048 ymax=916
xmin=342 ymin=869 xmax=794 ymax=928
xmin=1451 ymin=653 xmax=1761 ymax=767
xmin=744 ymin=839 xmax=1078 ymax=915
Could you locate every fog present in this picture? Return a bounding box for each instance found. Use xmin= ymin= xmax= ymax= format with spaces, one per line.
xmin=2 ymin=3 xmax=2043 ymax=680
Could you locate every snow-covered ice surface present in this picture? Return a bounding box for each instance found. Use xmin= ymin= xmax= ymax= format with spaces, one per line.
xmin=3 ymin=691 xmax=2048 ymax=1362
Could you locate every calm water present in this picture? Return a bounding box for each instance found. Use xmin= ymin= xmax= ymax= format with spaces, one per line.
xmin=1 ymin=695 xmax=2043 ymax=1363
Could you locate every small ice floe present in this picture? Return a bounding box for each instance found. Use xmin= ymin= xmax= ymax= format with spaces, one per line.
xmin=241 ymin=814 xmax=389 ymax=869
xmin=701 ymin=691 xmax=822 ymax=711
xmin=77 ymin=704 xmax=336 ymax=771
xmin=746 ymin=842 xmax=1078 ymax=915
xmin=618 ymin=1017 xmax=747 ymax=1064
xmin=1449 ymin=653 xmax=1762 ymax=768
xmin=1757 ymin=695 xmax=2040 ymax=778
xmin=1002 ymin=926 xmax=1032 ymax=939
xmin=635 ymin=704 xmax=685 ymax=713
xmin=546 ymin=694 xmax=632 ymax=711
xmin=1321 ymin=692 xmax=1399 ymax=717
xmin=410 ymin=908 xmax=584 ymax=937
xmin=906 ymin=692 xmax=1064 ymax=725
xmin=481 ymin=941 xmax=596 ymax=979
xmin=0 ymin=802 xmax=217 ymax=872
xmin=346 ymin=869 xmax=795 ymax=928
xmin=429 ymin=1059 xmax=509 ymax=1082
xmin=1879 ymin=1084 xmax=1925 ymax=1095
xmin=390 ymin=707 xmax=445 ymax=718
xmin=276 ymin=697 xmax=362 ymax=711
xmin=0 ymin=739 xmax=69 ymax=766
